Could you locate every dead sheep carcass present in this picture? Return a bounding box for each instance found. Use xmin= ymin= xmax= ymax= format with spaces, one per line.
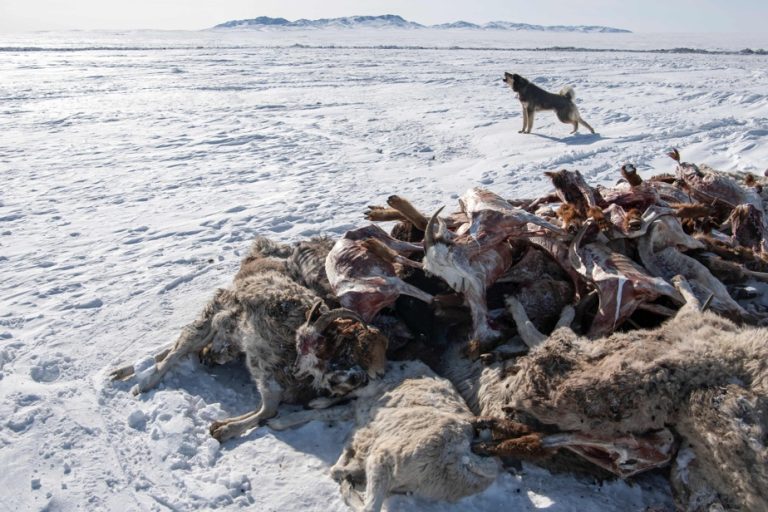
xmin=267 ymin=360 xmax=500 ymax=512
xmin=110 ymin=235 xmax=388 ymax=442
xmin=475 ymin=277 xmax=768 ymax=511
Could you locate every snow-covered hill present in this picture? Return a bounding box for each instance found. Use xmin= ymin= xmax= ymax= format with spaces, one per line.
xmin=214 ymin=15 xmax=630 ymax=33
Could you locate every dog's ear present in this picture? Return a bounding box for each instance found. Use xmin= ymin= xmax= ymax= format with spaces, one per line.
xmin=504 ymin=71 xmax=512 ymax=78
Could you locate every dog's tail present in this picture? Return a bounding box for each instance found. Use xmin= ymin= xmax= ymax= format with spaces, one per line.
xmin=559 ymin=86 xmax=575 ymax=101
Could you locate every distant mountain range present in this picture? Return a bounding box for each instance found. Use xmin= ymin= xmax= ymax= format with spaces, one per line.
xmin=213 ymin=15 xmax=631 ymax=33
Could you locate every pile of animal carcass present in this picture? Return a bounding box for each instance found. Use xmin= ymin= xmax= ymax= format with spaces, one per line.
xmin=113 ymin=150 xmax=768 ymax=512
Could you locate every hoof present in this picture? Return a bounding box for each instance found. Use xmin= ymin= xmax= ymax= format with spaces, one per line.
xmin=109 ymin=365 xmax=135 ymax=381
xmin=209 ymin=420 xmax=236 ymax=442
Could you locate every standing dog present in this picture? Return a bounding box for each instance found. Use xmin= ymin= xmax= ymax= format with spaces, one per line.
xmin=503 ymin=72 xmax=595 ymax=135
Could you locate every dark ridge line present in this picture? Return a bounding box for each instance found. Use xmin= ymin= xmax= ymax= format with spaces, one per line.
xmin=0 ymin=44 xmax=766 ymax=56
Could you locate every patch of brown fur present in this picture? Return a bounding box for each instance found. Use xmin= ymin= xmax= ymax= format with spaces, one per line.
xmin=587 ymin=206 xmax=611 ymax=232
xmin=556 ymin=203 xmax=584 ymax=232
xmin=649 ymin=173 xmax=677 ymax=184
xmin=474 ymin=434 xmax=547 ymax=458
xmin=234 ymin=258 xmax=287 ymax=283
xmin=672 ymin=203 xmax=713 ymax=219
xmin=623 ymin=208 xmax=643 ymax=232
xmin=320 ymin=318 xmax=388 ymax=378
xmin=474 ymin=417 xmax=533 ymax=439
xmin=387 ymin=195 xmax=428 ymax=231
xmin=697 ymin=235 xmax=768 ymax=272
xmin=620 ymin=165 xmax=643 ymax=187
xmin=390 ymin=221 xmax=424 ymax=243
xmin=364 ymin=205 xmax=404 ymax=222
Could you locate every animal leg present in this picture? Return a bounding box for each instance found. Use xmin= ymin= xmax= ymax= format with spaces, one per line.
xmin=505 ymin=296 xmax=546 ymax=348
xmin=473 ymin=434 xmax=548 ymax=458
xmin=126 ymin=290 xmax=230 ymax=394
xmin=363 ymin=239 xmax=423 ymax=269
xmin=132 ymin=323 xmax=215 ymax=394
xmin=541 ymin=429 xmax=676 ymax=478
xmin=387 ymin=195 xmax=428 ymax=231
xmin=466 ymin=288 xmax=501 ymax=343
xmin=266 ymin=403 xmax=354 ymax=431
xmin=209 ymin=377 xmax=283 ymax=442
xmin=473 ymin=416 xmax=533 ymax=439
xmin=340 ymin=479 xmax=366 ymax=512
xmin=526 ymin=108 xmax=536 ymax=133
xmin=519 ymin=107 xmax=528 ymax=133
xmin=364 ymin=205 xmax=405 ymax=223
xmin=332 ymin=446 xmax=365 ymax=483
xmin=110 ymin=346 xmax=171 ymax=381
xmin=672 ymin=275 xmax=702 ymax=311
xmin=390 ymin=277 xmax=434 ymax=303
xmin=370 ymin=229 xmax=423 ymax=254
xmin=579 ymin=117 xmax=595 ymax=134
xmin=570 ymin=121 xmax=579 ymax=134
xmin=362 ymin=456 xmax=392 ymax=512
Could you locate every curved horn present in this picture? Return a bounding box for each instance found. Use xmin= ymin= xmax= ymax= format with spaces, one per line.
xmin=313 ymin=308 xmax=365 ymax=334
xmin=304 ymin=299 xmax=325 ymax=323
xmin=424 ymin=206 xmax=445 ymax=251
xmin=667 ymin=148 xmax=680 ymax=162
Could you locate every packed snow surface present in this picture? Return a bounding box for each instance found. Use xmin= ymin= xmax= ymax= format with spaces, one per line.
xmin=1 ymin=29 xmax=767 ymax=511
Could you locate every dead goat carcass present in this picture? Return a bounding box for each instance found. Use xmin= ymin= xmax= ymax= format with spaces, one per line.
xmin=267 ymin=360 xmax=500 ymax=512
xmin=111 ymin=236 xmax=386 ymax=442
xmin=487 ymin=276 xmax=768 ymax=511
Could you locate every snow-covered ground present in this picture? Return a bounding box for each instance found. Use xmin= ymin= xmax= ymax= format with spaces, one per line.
xmin=1 ymin=29 xmax=767 ymax=511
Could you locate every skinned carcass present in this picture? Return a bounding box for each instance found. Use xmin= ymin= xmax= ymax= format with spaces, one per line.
xmin=325 ymin=225 xmax=433 ymax=322
xmin=568 ymin=220 xmax=682 ymax=337
xmin=422 ymin=187 xmax=564 ymax=343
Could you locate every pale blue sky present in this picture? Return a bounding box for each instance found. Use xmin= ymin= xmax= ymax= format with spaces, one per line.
xmin=0 ymin=0 xmax=764 ymax=33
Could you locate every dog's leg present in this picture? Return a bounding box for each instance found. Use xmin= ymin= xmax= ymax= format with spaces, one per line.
xmin=570 ymin=121 xmax=579 ymax=134
xmin=209 ymin=377 xmax=283 ymax=442
xmin=526 ymin=107 xmax=535 ymax=133
xmin=578 ymin=117 xmax=595 ymax=134
xmin=519 ymin=106 xmax=528 ymax=133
